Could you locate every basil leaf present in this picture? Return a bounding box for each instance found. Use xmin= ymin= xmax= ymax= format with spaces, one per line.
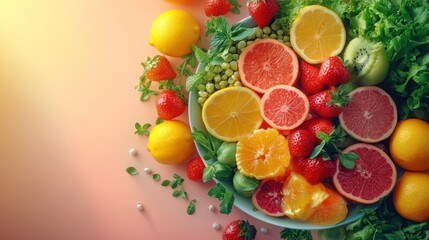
xmin=219 ymin=191 xmax=234 ymax=215
xmin=126 ymin=167 xmax=139 ymax=176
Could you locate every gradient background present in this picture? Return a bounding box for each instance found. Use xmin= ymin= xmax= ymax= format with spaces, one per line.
xmin=0 ymin=1 xmax=319 ymax=239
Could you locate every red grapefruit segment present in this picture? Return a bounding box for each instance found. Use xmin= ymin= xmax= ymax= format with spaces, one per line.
xmin=333 ymin=143 xmax=397 ymax=204
xmin=260 ymin=85 xmax=310 ymax=130
xmin=339 ymin=86 xmax=397 ymax=143
xmin=238 ymin=39 xmax=299 ymax=94
xmin=252 ymin=179 xmax=285 ymax=217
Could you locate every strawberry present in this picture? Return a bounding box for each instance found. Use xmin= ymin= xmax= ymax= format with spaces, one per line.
xmin=247 ymin=0 xmax=278 ymax=28
xmin=308 ymin=87 xmax=350 ymax=118
xmin=186 ymin=156 xmax=205 ymax=181
xmin=318 ymin=56 xmax=349 ymax=86
xmin=287 ymin=129 xmax=317 ymax=158
xmin=204 ymin=0 xmax=241 ymax=17
xmin=143 ymin=55 xmax=176 ymax=81
xmin=302 ymin=156 xmax=337 ymax=184
xmin=299 ymin=60 xmax=324 ymax=94
xmin=301 ymin=118 xmax=334 ymax=144
xmin=155 ymin=90 xmax=186 ymax=120
xmin=222 ymin=219 xmax=257 ymax=240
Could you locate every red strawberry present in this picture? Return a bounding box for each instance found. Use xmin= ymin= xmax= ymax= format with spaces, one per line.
xmin=186 ymin=156 xmax=205 ymax=181
xmin=308 ymin=88 xmax=349 ymax=118
xmin=299 ymin=60 xmax=324 ymax=94
xmin=301 ymin=118 xmax=334 ymax=144
xmin=318 ymin=56 xmax=349 ymax=86
xmin=287 ymin=129 xmax=317 ymax=158
xmin=247 ymin=0 xmax=278 ymax=28
xmin=143 ymin=55 xmax=176 ymax=81
xmin=222 ymin=219 xmax=257 ymax=240
xmin=205 ymin=0 xmax=241 ymax=17
xmin=302 ymin=156 xmax=337 ymax=184
xmin=155 ymin=90 xmax=186 ymax=120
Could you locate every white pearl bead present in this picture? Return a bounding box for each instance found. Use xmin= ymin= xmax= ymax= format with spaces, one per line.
xmin=208 ymin=205 xmax=216 ymax=211
xmin=129 ymin=148 xmax=137 ymax=156
xmin=212 ymin=223 xmax=220 ymax=230
xmin=261 ymin=227 xmax=268 ymax=234
xmin=143 ymin=168 xmax=152 ymax=174
xmin=137 ymin=202 xmax=143 ymax=211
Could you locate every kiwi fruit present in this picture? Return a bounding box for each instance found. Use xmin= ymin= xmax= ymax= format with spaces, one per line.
xmin=343 ymin=37 xmax=389 ymax=86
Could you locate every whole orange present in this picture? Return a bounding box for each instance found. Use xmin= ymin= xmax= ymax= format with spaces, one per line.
xmin=393 ymin=171 xmax=429 ymax=222
xmin=389 ymin=118 xmax=429 ymax=171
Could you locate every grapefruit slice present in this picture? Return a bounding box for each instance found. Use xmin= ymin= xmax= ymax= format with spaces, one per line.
xmin=252 ymin=179 xmax=285 ymax=217
xmin=238 ymin=39 xmax=299 ymax=94
xmin=236 ymin=128 xmax=290 ymax=180
xmin=333 ymin=143 xmax=397 ymax=204
xmin=202 ymin=86 xmax=263 ymax=142
xmin=339 ymin=86 xmax=397 ymax=143
xmin=260 ymin=85 xmax=310 ymax=130
xmin=306 ymin=187 xmax=348 ymax=226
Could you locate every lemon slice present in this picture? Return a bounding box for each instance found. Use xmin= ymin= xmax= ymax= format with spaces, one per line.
xmin=202 ymin=86 xmax=262 ymax=142
xmin=290 ymin=5 xmax=346 ymax=64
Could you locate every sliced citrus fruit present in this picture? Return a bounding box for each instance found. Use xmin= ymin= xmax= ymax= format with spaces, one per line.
xmin=333 ymin=143 xmax=397 ymax=204
xmin=290 ymin=5 xmax=346 ymax=64
xmin=236 ymin=128 xmax=290 ymax=179
xmin=202 ymin=86 xmax=263 ymax=142
xmin=282 ymin=172 xmax=329 ymax=221
xmin=306 ymin=187 xmax=348 ymax=225
xmin=260 ymin=85 xmax=309 ymax=130
xmin=252 ymin=179 xmax=285 ymax=217
xmin=339 ymin=86 xmax=397 ymax=143
xmin=238 ymin=39 xmax=299 ymax=94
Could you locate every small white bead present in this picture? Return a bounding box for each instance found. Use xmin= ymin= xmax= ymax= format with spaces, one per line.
xmin=143 ymin=168 xmax=152 ymax=174
xmin=208 ymin=205 xmax=216 ymax=211
xmin=261 ymin=227 xmax=268 ymax=234
xmin=137 ymin=202 xmax=143 ymax=211
xmin=129 ymin=148 xmax=137 ymax=156
xmin=212 ymin=223 xmax=221 ymax=230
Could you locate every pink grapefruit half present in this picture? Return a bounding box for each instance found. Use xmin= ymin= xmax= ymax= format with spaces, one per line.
xmin=252 ymin=179 xmax=285 ymax=217
xmin=339 ymin=86 xmax=397 ymax=143
xmin=238 ymin=39 xmax=299 ymax=94
xmin=260 ymin=85 xmax=310 ymax=130
xmin=333 ymin=143 xmax=397 ymax=204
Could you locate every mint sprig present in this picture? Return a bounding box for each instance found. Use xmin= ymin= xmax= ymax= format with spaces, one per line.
xmin=191 ymin=128 xmax=223 ymax=160
xmin=310 ymin=126 xmax=359 ymax=169
xmin=208 ymin=183 xmax=234 ymax=215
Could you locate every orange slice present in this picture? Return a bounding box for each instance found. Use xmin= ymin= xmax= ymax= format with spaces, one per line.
xmin=236 ymin=128 xmax=290 ymax=179
xmin=282 ymin=172 xmax=329 ymax=221
xmin=202 ymin=86 xmax=263 ymax=142
xmin=290 ymin=5 xmax=346 ymax=64
xmin=306 ymin=187 xmax=348 ymax=225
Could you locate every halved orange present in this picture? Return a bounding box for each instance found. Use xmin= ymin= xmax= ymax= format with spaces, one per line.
xmin=202 ymin=86 xmax=263 ymax=142
xmin=282 ymin=172 xmax=329 ymax=221
xmin=290 ymin=5 xmax=346 ymax=64
xmin=236 ymin=128 xmax=290 ymax=179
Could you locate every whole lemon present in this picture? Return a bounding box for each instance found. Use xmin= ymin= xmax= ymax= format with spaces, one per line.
xmin=147 ymin=120 xmax=195 ymax=165
xmin=149 ymin=10 xmax=200 ymax=57
xmin=393 ymin=171 xmax=429 ymax=222
xmin=389 ymin=118 xmax=429 ymax=171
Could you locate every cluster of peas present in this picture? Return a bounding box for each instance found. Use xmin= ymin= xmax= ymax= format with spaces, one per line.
xmin=197 ymin=22 xmax=291 ymax=105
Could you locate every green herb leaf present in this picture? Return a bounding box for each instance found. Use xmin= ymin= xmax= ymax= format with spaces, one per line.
xmin=202 ymin=164 xmax=215 ymax=182
xmin=161 ymin=180 xmax=171 ymax=186
xmin=152 ymin=173 xmax=160 ymax=181
xmin=126 ymin=167 xmax=139 ymax=176
xmin=187 ymin=199 xmax=196 ymax=215
xmin=231 ymin=24 xmax=256 ymax=42
xmin=339 ymin=152 xmax=359 ymax=169
xmin=228 ymin=0 xmax=242 ymax=14
xmin=208 ymin=183 xmax=234 ymax=215
xmin=172 ymin=190 xmax=182 ymax=198
xmin=280 ymin=228 xmax=313 ymax=240
xmin=186 ymin=71 xmax=207 ymax=91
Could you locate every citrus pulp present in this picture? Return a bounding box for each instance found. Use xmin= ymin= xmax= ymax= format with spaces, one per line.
xmin=290 ymin=5 xmax=346 ymax=64
xmin=333 ymin=143 xmax=397 ymax=204
xmin=147 ymin=120 xmax=195 ymax=164
xmin=339 ymin=86 xmax=397 ymax=143
xmin=238 ymin=39 xmax=299 ymax=93
xmin=260 ymin=85 xmax=309 ymax=130
xmin=202 ymin=86 xmax=262 ymax=142
xmin=236 ymin=128 xmax=290 ymax=179
xmin=252 ymin=179 xmax=285 ymax=217
xmin=306 ymin=187 xmax=348 ymax=226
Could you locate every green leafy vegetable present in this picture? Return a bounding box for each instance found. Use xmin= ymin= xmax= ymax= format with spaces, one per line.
xmin=125 ymin=167 xmax=139 ymax=176
xmin=280 ymin=228 xmax=313 ymax=240
xmin=208 ymin=183 xmax=234 ymax=215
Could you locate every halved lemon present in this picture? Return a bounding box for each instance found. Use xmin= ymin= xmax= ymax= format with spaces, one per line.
xmin=290 ymin=5 xmax=346 ymax=64
xmin=202 ymin=86 xmax=263 ymax=142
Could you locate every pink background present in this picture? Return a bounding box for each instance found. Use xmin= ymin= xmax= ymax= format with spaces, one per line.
xmin=0 ymin=1 xmax=319 ymax=239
